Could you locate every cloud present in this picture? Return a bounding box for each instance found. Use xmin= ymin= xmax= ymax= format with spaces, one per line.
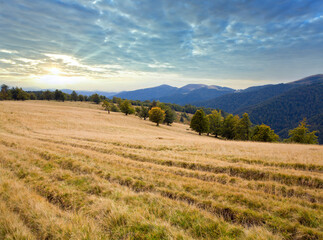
xmin=1 ymin=0 xmax=323 ymax=90
xmin=0 ymin=49 xmax=18 ymax=54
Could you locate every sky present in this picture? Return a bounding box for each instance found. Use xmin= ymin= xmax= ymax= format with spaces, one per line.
xmin=0 ymin=0 xmax=323 ymax=91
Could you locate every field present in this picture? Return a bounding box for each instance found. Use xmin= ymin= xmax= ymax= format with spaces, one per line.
xmin=0 ymin=101 xmax=322 ymax=240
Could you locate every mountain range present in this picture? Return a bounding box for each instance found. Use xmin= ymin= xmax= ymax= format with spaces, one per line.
xmin=113 ymin=74 xmax=323 ymax=143
xmin=115 ymin=84 xmax=235 ymax=104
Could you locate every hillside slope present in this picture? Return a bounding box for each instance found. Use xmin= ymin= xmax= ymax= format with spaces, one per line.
xmin=196 ymin=75 xmax=323 ymax=113
xmin=0 ymin=101 xmax=322 ymax=239
xmin=245 ymin=82 xmax=323 ymax=142
xmin=115 ymin=84 xmax=178 ymax=101
xmin=115 ymin=84 xmax=234 ymax=104
xmin=159 ymin=86 xmax=234 ymax=105
xmin=196 ymin=83 xmax=294 ymax=113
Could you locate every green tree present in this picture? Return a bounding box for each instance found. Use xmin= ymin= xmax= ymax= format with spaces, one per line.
xmin=287 ymin=119 xmax=318 ymax=144
xmin=164 ymin=106 xmax=176 ymax=125
xmin=120 ymin=100 xmax=135 ymax=115
xmin=111 ymin=104 xmax=120 ymax=112
xmin=29 ymin=92 xmax=37 ymax=100
xmin=71 ymin=91 xmax=78 ymax=101
xmin=135 ymin=106 xmax=141 ymax=116
xmin=0 ymin=84 xmax=10 ymax=100
xmin=102 ymin=100 xmax=111 ymax=114
xmin=78 ymin=95 xmax=84 ymax=101
xmin=251 ymin=124 xmax=279 ymax=142
xmin=222 ymin=114 xmax=239 ymax=139
xmin=138 ymin=105 xmax=149 ymax=120
xmin=181 ymin=112 xmax=189 ymax=121
xmin=42 ymin=90 xmax=53 ymax=101
xmin=149 ymin=107 xmax=165 ymax=126
xmin=54 ymin=90 xmax=65 ymax=101
xmin=190 ymin=109 xmax=209 ymax=135
xmin=90 ymin=93 xmax=101 ymax=104
xmin=10 ymin=87 xmax=29 ymax=100
xmin=150 ymin=100 xmax=158 ymax=109
xmin=208 ymin=110 xmax=223 ymax=138
xmin=236 ymin=113 xmax=252 ymax=140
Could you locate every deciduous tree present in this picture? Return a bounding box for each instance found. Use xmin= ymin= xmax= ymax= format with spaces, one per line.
xmin=120 ymin=100 xmax=135 ymax=115
xmin=42 ymin=90 xmax=53 ymax=101
xmin=222 ymin=114 xmax=239 ymax=139
xmin=287 ymin=119 xmax=318 ymax=144
xmin=149 ymin=107 xmax=165 ymax=126
xmin=236 ymin=113 xmax=252 ymax=140
xmin=54 ymin=89 xmax=65 ymax=102
xmin=190 ymin=109 xmax=209 ymax=135
xmin=251 ymin=124 xmax=279 ymax=142
xmin=90 ymin=93 xmax=101 ymax=104
xmin=102 ymin=100 xmax=111 ymax=114
xmin=208 ymin=110 xmax=223 ymax=138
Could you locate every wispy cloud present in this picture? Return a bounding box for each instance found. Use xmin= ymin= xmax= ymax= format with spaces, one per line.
xmin=1 ymin=0 xmax=323 ymax=90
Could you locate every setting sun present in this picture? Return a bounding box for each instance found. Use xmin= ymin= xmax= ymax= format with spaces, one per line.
xmin=48 ymin=67 xmax=61 ymax=75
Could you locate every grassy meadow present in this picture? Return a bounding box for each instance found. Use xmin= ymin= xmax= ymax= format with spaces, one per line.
xmin=0 ymin=101 xmax=322 ymax=240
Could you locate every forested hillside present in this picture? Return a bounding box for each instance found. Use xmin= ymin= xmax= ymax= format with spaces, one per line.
xmin=196 ymin=75 xmax=323 ymax=114
xmin=196 ymin=84 xmax=295 ymax=113
xmin=115 ymin=84 xmax=178 ymax=101
xmin=159 ymin=86 xmax=234 ymax=105
xmin=245 ymin=83 xmax=323 ymax=143
xmin=115 ymin=84 xmax=234 ymax=104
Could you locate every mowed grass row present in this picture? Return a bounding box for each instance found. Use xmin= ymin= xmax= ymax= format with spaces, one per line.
xmin=0 ymin=101 xmax=322 ymax=239
xmin=0 ymin=136 xmax=322 ymax=239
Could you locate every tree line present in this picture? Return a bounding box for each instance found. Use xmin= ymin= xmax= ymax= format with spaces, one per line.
xmin=1 ymin=84 xmax=318 ymax=144
xmin=101 ymin=99 xmax=176 ymax=126
xmin=0 ymin=84 xmax=216 ymax=114
xmin=190 ymin=109 xmax=318 ymax=144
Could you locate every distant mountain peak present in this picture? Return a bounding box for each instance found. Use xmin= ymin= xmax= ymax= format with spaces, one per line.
xmin=180 ymin=84 xmax=208 ymax=92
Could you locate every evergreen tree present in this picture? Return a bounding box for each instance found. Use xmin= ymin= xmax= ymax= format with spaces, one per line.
xmin=208 ymin=110 xmax=223 ymax=138
xmin=222 ymin=114 xmax=239 ymax=139
xmin=236 ymin=113 xmax=252 ymax=140
xmin=71 ymin=91 xmax=78 ymax=101
xmin=149 ymin=107 xmax=165 ymax=126
xmin=251 ymin=124 xmax=279 ymax=142
xmin=120 ymin=100 xmax=135 ymax=115
xmin=164 ymin=106 xmax=176 ymax=125
xmin=190 ymin=109 xmax=209 ymax=135
xmin=287 ymin=119 xmax=318 ymax=144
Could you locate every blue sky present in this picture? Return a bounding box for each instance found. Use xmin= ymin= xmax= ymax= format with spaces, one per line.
xmin=0 ymin=0 xmax=322 ymax=91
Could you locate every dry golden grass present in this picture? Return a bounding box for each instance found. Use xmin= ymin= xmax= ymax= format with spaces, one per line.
xmin=0 ymin=100 xmax=322 ymax=239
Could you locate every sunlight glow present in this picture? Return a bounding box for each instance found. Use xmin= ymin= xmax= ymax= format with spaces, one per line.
xmin=49 ymin=67 xmax=61 ymax=75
